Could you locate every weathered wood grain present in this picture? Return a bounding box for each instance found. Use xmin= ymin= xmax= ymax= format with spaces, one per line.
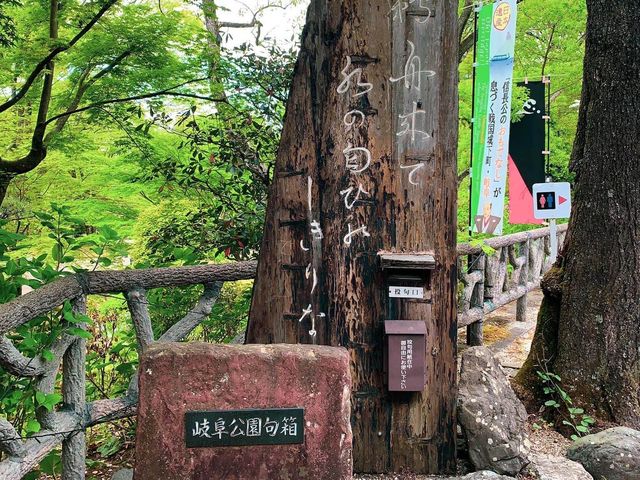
xmin=466 ymin=254 xmax=485 ymax=345
xmin=125 ymin=288 xmax=154 ymax=354
xmin=247 ymin=0 xmax=458 ymax=473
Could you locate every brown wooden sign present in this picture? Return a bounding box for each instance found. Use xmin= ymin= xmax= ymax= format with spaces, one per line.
xmin=385 ymin=321 xmax=427 ymax=392
xmin=247 ymin=0 xmax=458 ymax=474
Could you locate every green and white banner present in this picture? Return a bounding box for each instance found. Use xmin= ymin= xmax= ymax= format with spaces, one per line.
xmin=470 ymin=0 xmax=518 ymax=235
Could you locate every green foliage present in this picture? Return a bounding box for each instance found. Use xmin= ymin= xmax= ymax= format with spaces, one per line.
xmin=0 ymin=205 xmax=130 ymax=476
xmin=32 ymin=203 xmax=127 ymax=271
xmin=0 ymin=0 xmax=20 ymax=47
xmin=515 ymin=0 xmax=586 ymax=182
xmin=510 ymin=84 xmax=531 ymax=123
xmin=468 ymin=237 xmax=497 ymax=257
xmin=128 ymin=42 xmax=297 ymax=261
xmin=23 ymin=449 xmax=62 ymax=479
xmin=537 ymin=368 xmax=596 ymax=440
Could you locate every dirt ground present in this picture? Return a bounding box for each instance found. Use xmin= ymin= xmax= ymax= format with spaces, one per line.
xmin=85 ymin=447 xmax=134 ymax=480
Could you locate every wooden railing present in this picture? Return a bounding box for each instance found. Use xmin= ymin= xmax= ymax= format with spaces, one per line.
xmin=457 ymin=224 xmax=568 ymax=345
xmin=0 ymin=225 xmax=566 ymax=479
xmin=0 ymin=263 xmax=256 ymax=480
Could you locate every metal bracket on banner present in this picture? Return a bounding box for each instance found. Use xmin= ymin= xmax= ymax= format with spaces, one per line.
xmin=542 ymin=150 xmax=551 ymax=155
xmin=474 ymin=1 xmax=482 ymax=13
xmin=542 ymin=75 xmax=551 ymax=84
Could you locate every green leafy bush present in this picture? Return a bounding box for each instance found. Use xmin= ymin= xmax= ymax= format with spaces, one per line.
xmin=537 ymin=368 xmax=596 ymax=440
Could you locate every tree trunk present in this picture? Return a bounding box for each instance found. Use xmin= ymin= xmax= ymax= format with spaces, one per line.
xmin=201 ymin=0 xmax=227 ymax=100
xmin=0 ymin=0 xmax=58 ymax=209
xmin=247 ymin=0 xmax=458 ymax=474
xmin=518 ymin=0 xmax=640 ymax=426
xmin=0 ymin=175 xmax=12 ymax=209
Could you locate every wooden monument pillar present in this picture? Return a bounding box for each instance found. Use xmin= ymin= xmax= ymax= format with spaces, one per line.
xmin=247 ymin=0 xmax=458 ymax=474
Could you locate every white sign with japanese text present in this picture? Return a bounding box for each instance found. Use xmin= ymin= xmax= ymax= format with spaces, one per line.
xmin=388 ymin=286 xmax=424 ymax=299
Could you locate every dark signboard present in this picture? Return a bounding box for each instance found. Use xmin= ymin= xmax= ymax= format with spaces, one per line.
xmin=508 ymin=80 xmax=546 ymax=224
xmin=536 ymin=191 xmax=557 ymax=210
xmin=185 ymin=408 xmax=304 ymax=448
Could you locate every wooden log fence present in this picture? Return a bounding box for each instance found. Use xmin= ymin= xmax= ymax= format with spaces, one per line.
xmin=457 ymin=224 xmax=568 ymax=345
xmin=0 ymin=226 xmax=566 ymax=479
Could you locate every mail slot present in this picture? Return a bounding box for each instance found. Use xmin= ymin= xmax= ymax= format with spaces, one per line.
xmin=378 ymin=253 xmax=435 ymax=319
xmin=384 ymin=320 xmax=427 ymax=392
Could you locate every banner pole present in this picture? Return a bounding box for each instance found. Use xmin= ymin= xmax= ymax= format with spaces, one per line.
xmin=545 ymin=162 xmax=557 ymax=263
xmin=546 ymin=75 xmax=551 ymax=176
xmin=468 ymin=2 xmax=480 ymax=235
xmin=549 ymin=219 xmax=558 ymax=263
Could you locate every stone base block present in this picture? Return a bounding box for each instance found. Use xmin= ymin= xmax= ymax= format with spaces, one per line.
xmin=134 ymin=343 xmax=352 ymax=480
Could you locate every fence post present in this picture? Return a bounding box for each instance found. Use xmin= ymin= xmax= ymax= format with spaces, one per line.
xmin=125 ymin=288 xmax=155 ymax=354
xmin=467 ymin=254 xmax=486 ymax=346
xmin=516 ymin=239 xmax=530 ymax=322
xmin=62 ymin=295 xmax=87 ymax=480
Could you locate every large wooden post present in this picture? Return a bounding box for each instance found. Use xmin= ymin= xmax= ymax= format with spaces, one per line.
xmin=247 ymin=0 xmax=458 ymax=473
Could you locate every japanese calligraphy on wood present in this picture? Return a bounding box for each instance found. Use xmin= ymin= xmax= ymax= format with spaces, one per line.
xmin=247 ymin=0 xmax=458 ymax=474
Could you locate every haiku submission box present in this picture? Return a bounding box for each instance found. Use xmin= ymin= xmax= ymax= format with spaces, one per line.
xmin=134 ymin=343 xmax=352 ymax=480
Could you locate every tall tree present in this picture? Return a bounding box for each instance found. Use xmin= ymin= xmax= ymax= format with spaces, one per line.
xmin=199 ymin=0 xmax=294 ymax=97
xmin=0 ymin=0 xmax=218 ymax=208
xmin=518 ymin=0 xmax=640 ymax=427
xmin=247 ymin=0 xmax=458 ymax=474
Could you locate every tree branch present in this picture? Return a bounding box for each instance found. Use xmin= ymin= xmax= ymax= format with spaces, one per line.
xmin=218 ymin=20 xmax=257 ymax=28
xmin=0 ymin=0 xmax=59 ymax=180
xmin=550 ymin=88 xmax=565 ymax=102
xmin=0 ymin=0 xmax=119 ymax=114
xmin=44 ymin=50 xmax=133 ymax=143
xmin=43 ymin=78 xmax=225 ymax=126
xmin=217 ymin=1 xmax=290 ymax=42
xmin=43 ymin=68 xmax=92 ymax=144
xmin=0 ymin=77 xmax=218 ymax=176
xmin=89 ymin=49 xmax=133 ymax=84
xmin=459 ymin=33 xmax=475 ymax=63
xmin=541 ymin=23 xmax=557 ymax=76
xmin=458 ymin=0 xmax=474 ymax=47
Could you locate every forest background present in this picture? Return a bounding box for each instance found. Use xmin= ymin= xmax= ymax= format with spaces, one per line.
xmin=0 ymin=0 xmax=585 ymax=477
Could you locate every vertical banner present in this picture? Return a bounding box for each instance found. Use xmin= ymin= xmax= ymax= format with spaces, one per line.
xmin=470 ymin=0 xmax=518 ymax=235
xmin=508 ymin=81 xmax=546 ymax=224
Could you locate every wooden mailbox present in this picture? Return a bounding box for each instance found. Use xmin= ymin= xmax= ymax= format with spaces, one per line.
xmin=379 ymin=252 xmax=435 ymax=392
